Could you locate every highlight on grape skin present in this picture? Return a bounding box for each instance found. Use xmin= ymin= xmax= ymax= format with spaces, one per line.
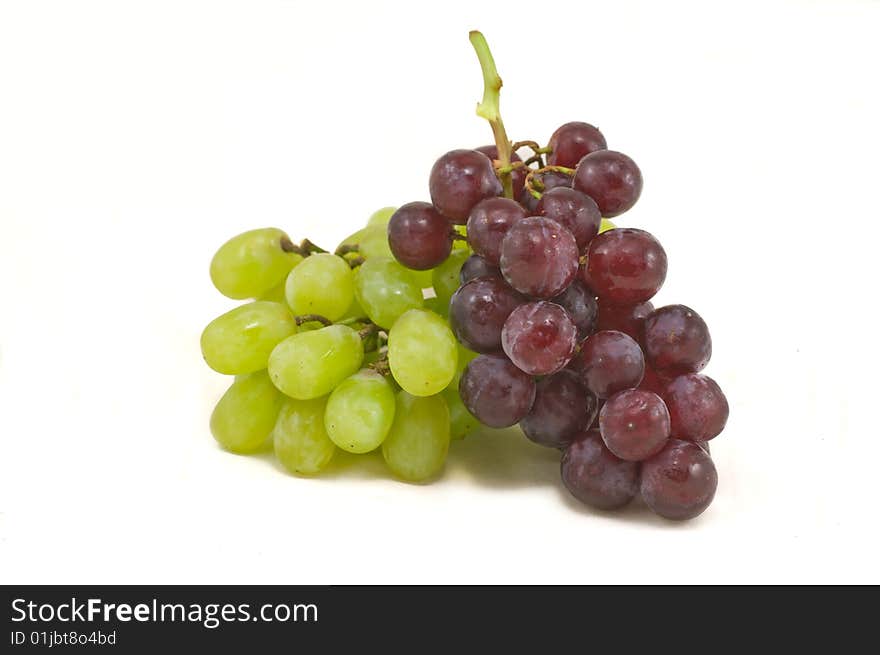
xmin=199 ymin=30 xmax=729 ymax=522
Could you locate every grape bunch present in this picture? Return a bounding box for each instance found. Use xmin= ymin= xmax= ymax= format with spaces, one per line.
xmin=200 ymin=31 xmax=730 ymax=521
xmin=201 ymin=208 xmax=479 ymax=482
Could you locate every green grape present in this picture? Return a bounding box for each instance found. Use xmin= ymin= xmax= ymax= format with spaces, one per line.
xmin=423 ymin=296 xmax=448 ymax=317
xmin=259 ymin=281 xmax=287 ymax=304
xmin=367 ymin=206 xmax=397 ymax=227
xmin=456 ymin=343 xmax=479 ymax=373
xmin=338 ymin=294 xmax=367 ymax=321
xmin=452 ymin=224 xmax=470 ymax=251
xmin=431 ymin=248 xmax=469 ymax=309
xmin=382 ymin=392 xmax=450 ymax=482
xmin=353 ymin=257 xmax=423 ymax=329
xmin=324 ymin=369 xmax=396 ymax=453
xmin=210 ymin=371 xmax=284 ymax=453
xmin=268 ymin=324 xmax=363 ymax=399
xmin=388 ymin=309 xmax=457 ymax=396
xmin=599 ymin=218 xmax=618 ymax=233
xmin=274 ymin=396 xmax=336 ymax=475
xmin=442 ymin=370 xmax=479 ymax=440
xmin=358 ymin=225 xmax=393 ymax=259
xmin=285 ymin=253 xmax=354 ymax=321
xmin=210 ymin=228 xmax=302 ymax=299
xmin=338 ymin=226 xmax=373 ymax=250
xmin=359 ymin=226 xmax=434 ymax=288
xmin=201 ymin=301 xmax=296 ymax=375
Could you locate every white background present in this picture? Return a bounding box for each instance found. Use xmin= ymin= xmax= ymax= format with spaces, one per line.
xmin=1 ymin=0 xmax=878 ymax=584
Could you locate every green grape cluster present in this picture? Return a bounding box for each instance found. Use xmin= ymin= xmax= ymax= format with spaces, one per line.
xmin=201 ymin=213 xmax=480 ymax=484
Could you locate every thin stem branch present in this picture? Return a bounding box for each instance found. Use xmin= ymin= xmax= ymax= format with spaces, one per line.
xmin=294 ymin=314 xmax=332 ymax=327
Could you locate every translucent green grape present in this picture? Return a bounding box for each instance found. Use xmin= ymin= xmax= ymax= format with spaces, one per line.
xmin=324 ymin=369 xmax=396 ymax=453
xmin=339 ymin=226 xmax=373 ymax=248
xmin=599 ymin=218 xmax=618 ymax=233
xmin=382 ymin=392 xmax=450 ymax=482
xmin=431 ymin=248 xmax=469 ymax=310
xmin=388 ymin=309 xmax=457 ymax=396
xmin=210 ymin=371 xmax=284 ymax=453
xmin=423 ymin=296 xmax=448 ymax=317
xmin=210 ymin=228 xmax=302 ymax=299
xmin=367 ymin=206 xmax=397 ymax=227
xmin=452 ymin=224 xmax=470 ymax=251
xmin=358 ymin=225 xmax=394 ymax=260
xmin=268 ymin=324 xmax=363 ymax=399
xmin=285 ymin=253 xmax=354 ymax=321
xmin=442 ymin=371 xmax=479 ymax=440
xmin=456 ymin=343 xmax=479 ymax=372
xmin=274 ymin=396 xmax=336 ymax=475
xmin=353 ymin=257 xmax=423 ymax=329
xmin=201 ymin=301 xmax=296 ymax=375
xmin=338 ymin=294 xmax=367 ymax=321
xmin=259 ymin=281 xmax=287 ymax=304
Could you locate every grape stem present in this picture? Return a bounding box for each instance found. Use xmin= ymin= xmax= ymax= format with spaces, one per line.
xmin=335 ymin=243 xmax=360 ymax=256
xmin=357 ymin=322 xmax=381 ymax=341
xmin=368 ymin=353 xmax=391 ymax=376
xmin=523 ymin=165 xmax=576 ymax=200
xmin=470 ymin=30 xmax=514 ymax=199
xmin=294 ymin=314 xmax=332 ymax=327
xmin=283 ymin=238 xmax=329 ymax=258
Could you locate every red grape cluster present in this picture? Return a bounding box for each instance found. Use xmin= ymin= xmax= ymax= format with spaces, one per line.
xmin=387 ymin=121 xmax=729 ymax=521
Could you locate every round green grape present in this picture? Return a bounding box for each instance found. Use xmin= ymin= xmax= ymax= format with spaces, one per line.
xmin=285 ymin=253 xmax=354 ymax=321
xmin=367 ymin=206 xmax=397 ymax=227
xmin=423 ymin=296 xmax=448 ymax=317
xmin=268 ymin=324 xmax=363 ymax=399
xmin=338 ymin=226 xmax=373 ymax=250
xmin=599 ymin=218 xmax=618 ymax=233
xmin=201 ymin=301 xmax=296 ymax=375
xmin=452 ymin=224 xmax=470 ymax=251
xmin=354 ymin=257 xmax=423 ymax=329
xmin=210 ymin=228 xmax=302 ymax=299
xmin=388 ymin=309 xmax=458 ymax=396
xmin=259 ymin=281 xmax=288 ymax=305
xmin=442 ymin=371 xmax=479 ymax=440
xmin=274 ymin=396 xmax=336 ymax=475
xmin=382 ymin=392 xmax=450 ymax=482
xmin=324 ymin=369 xmax=396 ymax=453
xmin=210 ymin=371 xmax=284 ymax=453
xmin=431 ymin=248 xmax=469 ymax=310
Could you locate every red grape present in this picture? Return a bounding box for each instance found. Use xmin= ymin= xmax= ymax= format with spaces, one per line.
xmin=595 ymin=300 xmax=653 ymax=340
xmin=575 ymin=330 xmax=645 ymax=399
xmin=599 ymin=389 xmax=670 ymax=461
xmin=637 ymin=364 xmax=672 ymax=396
xmin=641 ymin=439 xmax=717 ymax=520
xmin=662 ymin=373 xmax=729 ymax=442
xmin=551 ymin=279 xmax=598 ymax=339
xmin=429 ymin=149 xmax=502 ymax=223
xmin=466 ymin=197 xmax=528 ymax=265
xmin=449 ymin=276 xmax=524 ymax=354
xmin=547 ymin=122 xmax=607 ymax=168
xmin=583 ymin=228 xmax=667 ymax=305
xmin=536 ymin=187 xmax=601 ymax=252
xmin=500 ymin=217 xmax=579 ymax=299
xmin=521 ymin=371 xmax=598 ymax=449
xmin=459 ymin=354 xmax=536 ymax=428
xmin=572 ymin=150 xmax=643 ymax=217
xmin=642 ymin=305 xmax=712 ymax=375
xmin=501 ymin=301 xmax=578 ymax=375
xmin=561 ymin=428 xmax=639 ymax=510
xmin=387 ymin=201 xmax=453 ymax=270
xmin=460 ymin=254 xmax=500 ymax=284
